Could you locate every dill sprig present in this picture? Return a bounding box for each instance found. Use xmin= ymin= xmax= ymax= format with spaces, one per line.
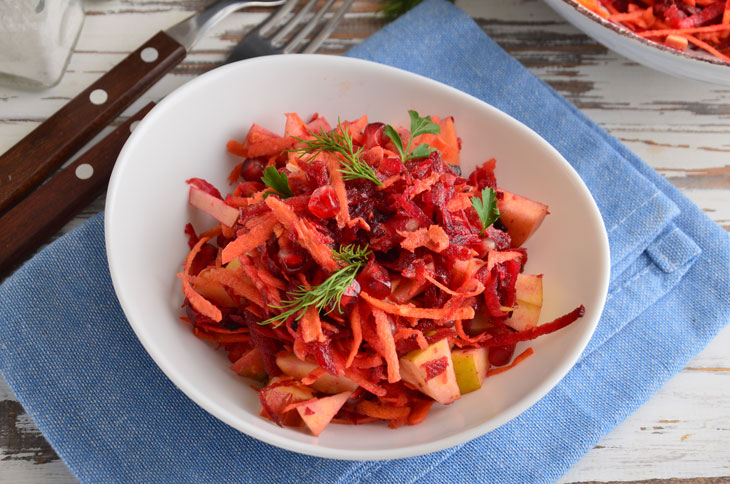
xmin=290 ymin=120 xmax=383 ymax=186
xmin=259 ymin=244 xmax=371 ymax=327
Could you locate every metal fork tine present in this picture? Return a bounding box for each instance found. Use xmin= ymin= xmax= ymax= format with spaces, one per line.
xmin=257 ymin=0 xmax=301 ymax=36
xmin=283 ymin=0 xmax=336 ymax=54
xmin=300 ymin=0 xmax=354 ymax=54
xmin=270 ymin=0 xmax=318 ymax=44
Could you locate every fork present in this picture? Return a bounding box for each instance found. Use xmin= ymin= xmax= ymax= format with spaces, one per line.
xmin=0 ymin=0 xmax=354 ymax=278
xmin=226 ymin=0 xmax=356 ymax=62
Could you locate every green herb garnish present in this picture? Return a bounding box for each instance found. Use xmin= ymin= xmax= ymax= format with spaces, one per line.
xmin=471 ymin=188 xmax=501 ymax=234
xmin=385 ymin=110 xmax=441 ymax=163
xmin=378 ymin=0 xmax=454 ymax=21
xmin=261 ymin=166 xmax=293 ymax=199
xmin=291 ymin=120 xmax=382 ymax=186
xmin=260 ymin=244 xmax=371 ymax=327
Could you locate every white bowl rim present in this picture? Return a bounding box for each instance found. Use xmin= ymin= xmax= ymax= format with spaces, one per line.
xmin=105 ymin=54 xmax=610 ymax=460
xmin=559 ymin=0 xmax=730 ymax=67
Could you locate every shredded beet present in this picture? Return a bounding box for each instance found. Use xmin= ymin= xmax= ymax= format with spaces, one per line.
xmin=421 ymin=356 xmax=449 ymax=381
xmin=179 ymin=112 xmax=586 ymax=436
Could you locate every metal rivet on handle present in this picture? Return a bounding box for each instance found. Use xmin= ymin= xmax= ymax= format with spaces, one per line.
xmin=141 ymin=47 xmax=159 ymax=63
xmin=89 ymin=89 xmax=108 ymax=105
xmin=75 ymin=164 xmax=94 ymax=180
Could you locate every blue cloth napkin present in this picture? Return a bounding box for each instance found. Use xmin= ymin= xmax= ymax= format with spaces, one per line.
xmin=2 ymin=1 xmax=729 ymax=482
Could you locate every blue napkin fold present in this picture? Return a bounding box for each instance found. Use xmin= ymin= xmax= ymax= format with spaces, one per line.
xmin=1 ymin=1 xmax=728 ymax=483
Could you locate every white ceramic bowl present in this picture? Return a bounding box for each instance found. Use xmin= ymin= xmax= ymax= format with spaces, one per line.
xmin=544 ymin=0 xmax=730 ymax=85
xmin=105 ymin=55 xmax=610 ymax=460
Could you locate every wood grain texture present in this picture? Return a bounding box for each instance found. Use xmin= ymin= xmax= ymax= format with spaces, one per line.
xmin=1 ymin=1 xmax=729 ymax=483
xmin=0 ymin=103 xmax=154 ymax=278
xmin=0 ymin=32 xmax=184 ymax=215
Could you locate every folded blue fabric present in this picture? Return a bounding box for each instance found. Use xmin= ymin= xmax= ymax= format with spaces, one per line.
xmin=1 ymin=1 xmax=728 ymax=483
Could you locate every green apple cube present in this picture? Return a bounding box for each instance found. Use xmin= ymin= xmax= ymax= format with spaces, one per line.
xmin=297 ymin=391 xmax=353 ymax=436
xmin=276 ymin=352 xmax=358 ymax=394
xmin=506 ymin=273 xmax=543 ymax=331
xmin=451 ymin=347 xmax=489 ymax=394
xmin=399 ymin=338 xmax=461 ymax=404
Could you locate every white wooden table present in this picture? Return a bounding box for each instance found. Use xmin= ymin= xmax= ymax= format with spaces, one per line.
xmin=1 ymin=1 xmax=729 ymax=482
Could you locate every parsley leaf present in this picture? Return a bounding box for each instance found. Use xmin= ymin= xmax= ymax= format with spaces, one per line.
xmin=385 ymin=110 xmax=441 ymax=163
xmin=260 ymin=244 xmax=371 ymax=327
xmin=471 ymin=188 xmax=501 ymax=234
xmin=261 ymin=166 xmax=293 ymax=199
xmin=408 ymin=109 xmax=440 ymax=138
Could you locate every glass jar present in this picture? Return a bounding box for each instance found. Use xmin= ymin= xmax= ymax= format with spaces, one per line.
xmin=0 ymin=0 xmax=85 ymax=89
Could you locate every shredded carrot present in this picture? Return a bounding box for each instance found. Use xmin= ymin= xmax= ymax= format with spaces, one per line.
xmin=325 ymin=152 xmax=351 ymax=228
xmin=182 ymin=236 xmax=222 ymax=322
xmin=300 ymin=306 xmax=325 ymax=343
xmin=205 ymin=267 xmax=264 ymax=307
xmin=361 ymin=292 xmax=475 ymax=320
xmin=221 ymin=213 xmax=278 ymax=264
xmin=397 ymin=225 xmax=449 ymax=253
xmin=637 ymin=23 xmax=730 ymax=37
xmin=265 ymin=196 xmax=338 ymax=271
xmin=407 ymin=400 xmax=435 ymax=425
xmin=357 ymin=400 xmax=410 ymax=421
xmin=345 ymin=305 xmax=363 ymax=368
xmin=684 ymin=33 xmax=730 ymax=62
xmin=301 ymin=367 xmax=327 ymax=385
xmin=486 ymin=347 xmax=535 ymax=377
xmin=372 ymin=308 xmax=401 ymax=383
xmin=424 ymin=273 xmax=484 ymax=297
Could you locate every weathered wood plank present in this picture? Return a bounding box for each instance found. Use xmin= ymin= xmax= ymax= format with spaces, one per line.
xmin=1 ymin=1 xmax=729 ymax=483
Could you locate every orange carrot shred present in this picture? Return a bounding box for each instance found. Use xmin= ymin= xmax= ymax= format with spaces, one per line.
xmin=221 ymin=213 xmax=278 ymax=264
xmin=325 ymin=152 xmax=351 ymax=228
xmin=265 ymin=196 xmax=338 ymax=271
xmin=300 ymin=306 xmax=325 ymax=343
xmin=360 ymin=292 xmax=475 ymax=320
xmin=345 ymin=305 xmax=363 ymax=368
xmin=372 ymin=308 xmax=401 ymax=383
xmin=182 ymin=236 xmax=223 ymax=322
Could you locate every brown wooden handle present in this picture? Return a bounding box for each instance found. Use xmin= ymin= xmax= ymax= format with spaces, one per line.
xmin=0 ymin=31 xmax=185 ymax=215
xmin=0 ymin=102 xmax=156 ymax=279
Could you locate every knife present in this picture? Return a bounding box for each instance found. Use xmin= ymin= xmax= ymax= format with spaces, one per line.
xmin=0 ymin=0 xmax=284 ymax=216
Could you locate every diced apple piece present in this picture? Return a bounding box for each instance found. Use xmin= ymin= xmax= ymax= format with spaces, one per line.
xmin=297 ymin=391 xmax=353 ymax=437
xmin=514 ymin=273 xmax=543 ymax=306
xmin=497 ymin=189 xmax=548 ymax=247
xmin=230 ymin=347 xmax=267 ymax=381
xmin=261 ymin=377 xmax=314 ymax=426
xmin=276 ymin=352 xmax=358 ymax=394
xmin=188 ymin=186 xmax=239 ymax=227
xmin=486 ymin=249 xmax=524 ymax=272
xmin=193 ymin=269 xmax=236 ymax=307
xmin=399 ymin=339 xmax=461 ymax=404
xmin=506 ymin=273 xmax=543 ymax=332
xmin=452 ymin=347 xmax=489 ymax=394
xmin=508 ymin=301 xmax=542 ymax=332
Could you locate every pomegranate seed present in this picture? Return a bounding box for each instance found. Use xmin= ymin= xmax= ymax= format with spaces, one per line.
xmin=488 ymin=344 xmax=516 ymax=367
xmin=308 ymin=185 xmax=340 ymax=219
xmin=278 ymin=247 xmax=306 ymax=273
xmin=241 ymin=159 xmax=265 ymax=182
